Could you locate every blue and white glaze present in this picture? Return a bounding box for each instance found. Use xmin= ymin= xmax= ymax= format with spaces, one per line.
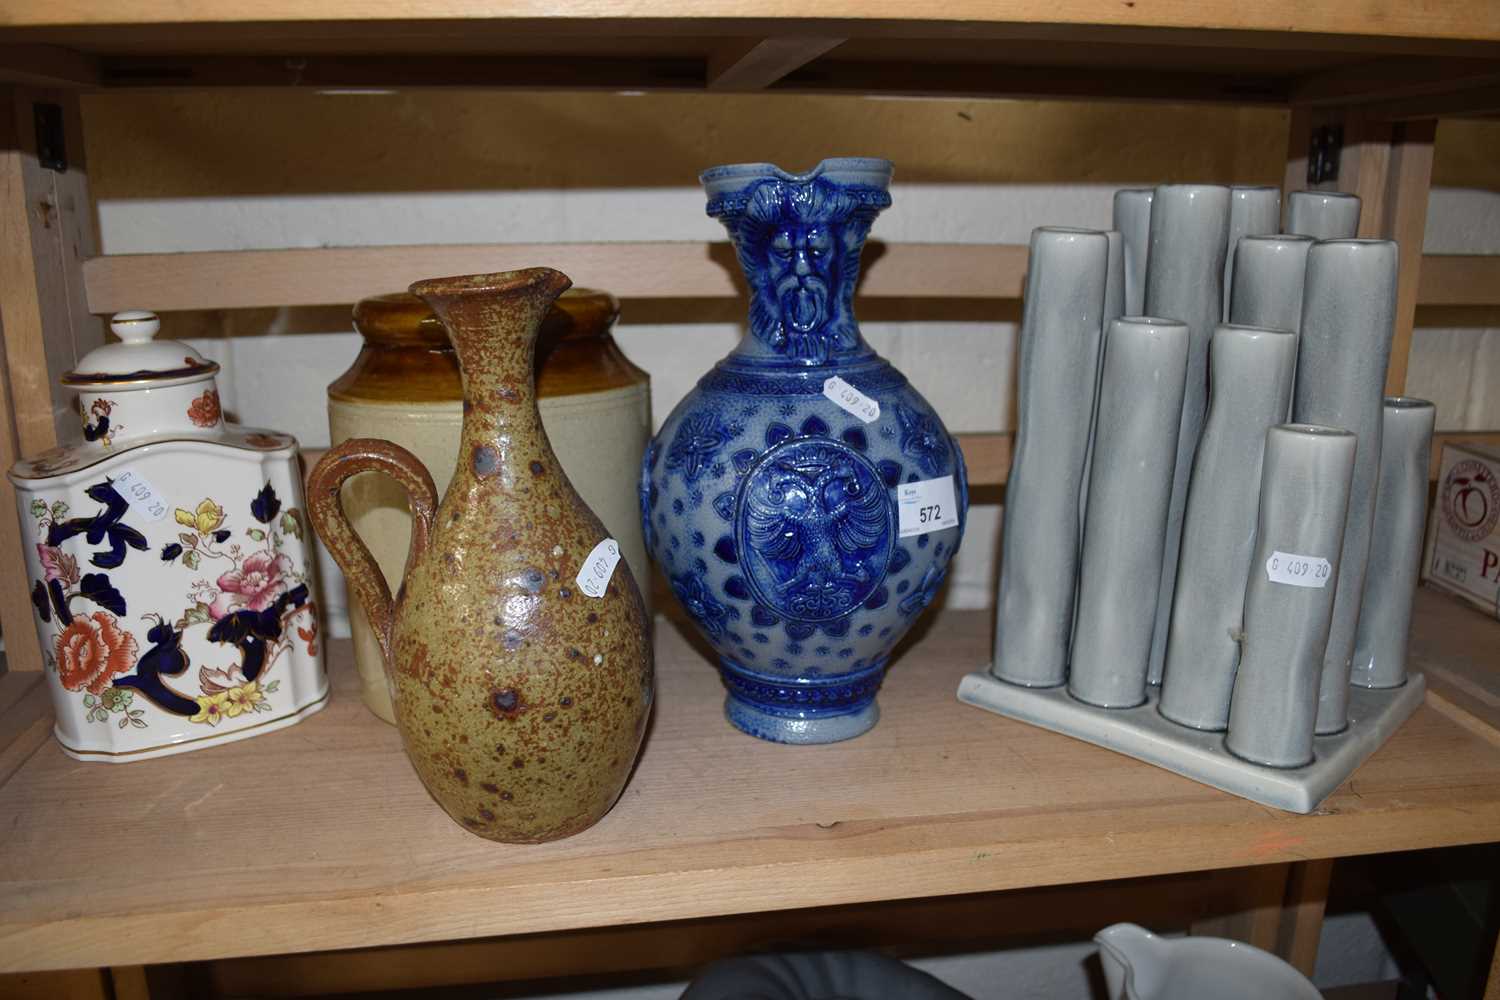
xmin=643 ymin=157 xmax=967 ymax=744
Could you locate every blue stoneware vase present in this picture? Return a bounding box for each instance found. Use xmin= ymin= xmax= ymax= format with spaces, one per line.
xmin=642 ymin=157 xmax=968 ymax=743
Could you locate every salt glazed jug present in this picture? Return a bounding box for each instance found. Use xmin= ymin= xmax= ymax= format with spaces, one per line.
xmin=643 ymin=157 xmax=968 ymax=744
xmin=8 ymin=311 xmax=327 ymax=761
xmin=1096 ymin=924 xmax=1322 ymax=1000
xmin=309 ymin=268 xmax=653 ymax=843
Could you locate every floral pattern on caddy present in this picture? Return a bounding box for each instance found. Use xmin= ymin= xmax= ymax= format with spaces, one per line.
xmin=29 ymin=478 xmax=316 ymax=731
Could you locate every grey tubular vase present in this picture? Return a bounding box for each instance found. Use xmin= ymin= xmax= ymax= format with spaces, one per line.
xmin=1229 ymin=235 xmax=1315 ymax=421
xmin=1226 ymin=425 xmax=1356 ymax=768
xmin=1286 ymin=191 xmax=1361 ymax=241
xmin=1069 ymin=318 xmax=1191 ymax=709
xmin=1291 ymin=239 xmax=1399 ymax=734
xmin=1143 ymin=184 xmax=1231 ymax=686
xmin=1159 ymin=324 xmax=1297 ymax=730
xmin=1079 ymin=230 xmax=1126 ymax=538
xmin=1228 ymin=235 xmax=1315 ymax=335
xmin=993 ymin=228 xmax=1110 ymax=687
xmin=1112 ymin=188 xmax=1153 ymax=316
xmin=1223 ymin=187 xmax=1281 ymax=322
xmin=1350 ymin=397 xmax=1437 ymax=689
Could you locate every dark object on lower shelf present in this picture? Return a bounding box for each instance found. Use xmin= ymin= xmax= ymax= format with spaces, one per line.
xmin=682 ymin=950 xmax=971 ymax=1000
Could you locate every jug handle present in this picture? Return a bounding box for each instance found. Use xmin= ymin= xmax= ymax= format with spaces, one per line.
xmin=307 ymin=439 xmax=439 ymax=671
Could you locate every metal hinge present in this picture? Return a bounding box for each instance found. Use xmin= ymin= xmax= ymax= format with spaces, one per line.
xmin=1307 ymin=124 xmax=1342 ymax=185
xmin=34 ymin=102 xmax=67 ymax=173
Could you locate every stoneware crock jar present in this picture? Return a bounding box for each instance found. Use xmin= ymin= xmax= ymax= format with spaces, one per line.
xmin=309 ymin=268 xmax=653 ymax=844
xmin=643 ymin=158 xmax=968 ymax=744
xmin=7 ymin=311 xmax=327 ymax=762
xmin=328 ymin=288 xmax=651 ymax=723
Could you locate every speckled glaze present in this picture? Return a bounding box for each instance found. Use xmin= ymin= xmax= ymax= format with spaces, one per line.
xmin=309 ymin=268 xmax=653 ymax=843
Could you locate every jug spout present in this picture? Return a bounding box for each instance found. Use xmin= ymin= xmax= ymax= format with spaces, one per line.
xmin=1095 ymin=923 xmax=1169 ymax=1000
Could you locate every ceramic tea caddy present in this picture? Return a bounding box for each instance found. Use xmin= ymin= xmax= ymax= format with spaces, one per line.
xmin=8 ymin=311 xmax=327 ymax=762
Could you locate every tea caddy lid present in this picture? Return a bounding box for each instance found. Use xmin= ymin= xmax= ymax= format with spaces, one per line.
xmin=63 ymin=311 xmax=220 ymax=389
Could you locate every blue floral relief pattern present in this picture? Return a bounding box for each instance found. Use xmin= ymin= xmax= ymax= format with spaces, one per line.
xmin=895 ymin=403 xmax=948 ymax=477
xmin=666 ymin=411 xmax=732 ymax=483
xmin=670 ymin=567 xmax=735 ymax=638
xmin=898 ymin=563 xmax=947 ymax=617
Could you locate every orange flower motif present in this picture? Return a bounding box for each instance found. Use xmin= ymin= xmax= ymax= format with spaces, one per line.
xmin=54 ymin=612 xmax=140 ymax=695
xmin=188 ymin=389 xmax=221 ymax=428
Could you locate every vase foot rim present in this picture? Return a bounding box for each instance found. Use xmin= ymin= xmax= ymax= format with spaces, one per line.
xmin=723 ymin=693 xmax=879 ymax=744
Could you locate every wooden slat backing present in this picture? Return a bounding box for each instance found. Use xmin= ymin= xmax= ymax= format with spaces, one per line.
xmin=0 ymin=87 xmax=103 ymax=673
xmin=82 ymin=242 xmax=1030 ymax=313
xmin=308 ymin=431 xmax=1490 ymax=496
xmin=1419 ymin=255 xmax=1500 ymax=306
xmin=81 ymin=242 xmax=1500 ymax=316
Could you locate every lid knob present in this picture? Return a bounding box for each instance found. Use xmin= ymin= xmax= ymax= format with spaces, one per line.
xmin=110 ymin=310 xmax=161 ymax=344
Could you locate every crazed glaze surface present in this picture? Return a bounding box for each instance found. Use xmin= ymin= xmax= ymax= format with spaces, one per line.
xmin=309 ymin=268 xmax=653 ymax=843
xmin=644 ymin=159 xmax=966 ymax=744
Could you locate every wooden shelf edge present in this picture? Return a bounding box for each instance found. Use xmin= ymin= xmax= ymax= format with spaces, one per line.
xmin=5 ymin=2 xmax=1500 ymax=45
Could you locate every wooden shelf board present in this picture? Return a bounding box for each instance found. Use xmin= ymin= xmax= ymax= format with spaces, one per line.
xmin=1 ymin=8 xmax=1498 ymax=98
xmin=2 ymin=599 xmax=1500 ymax=973
xmin=3 ymin=3 xmax=1500 ymax=46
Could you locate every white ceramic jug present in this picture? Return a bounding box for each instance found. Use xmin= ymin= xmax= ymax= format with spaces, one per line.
xmin=1096 ymin=923 xmax=1322 ymax=1000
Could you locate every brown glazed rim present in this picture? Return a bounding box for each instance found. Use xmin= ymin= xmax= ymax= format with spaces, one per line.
xmin=409 ymin=266 xmax=570 ymax=301
xmin=330 ymin=285 xmax=643 ymax=404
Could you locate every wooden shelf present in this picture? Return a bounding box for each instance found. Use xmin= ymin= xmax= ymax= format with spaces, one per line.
xmin=2 ymin=3 xmax=1499 ymax=108
xmin=1 ymin=588 xmax=1498 ymax=974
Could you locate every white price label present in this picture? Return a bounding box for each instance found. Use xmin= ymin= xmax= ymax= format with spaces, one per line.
xmin=1265 ymin=550 xmax=1332 ymax=588
xmin=822 ymin=376 xmax=880 ymax=424
xmin=897 ymin=476 xmax=959 ymax=538
xmin=575 ymin=538 xmax=622 ymax=599
xmin=113 ymin=468 xmax=169 ymax=523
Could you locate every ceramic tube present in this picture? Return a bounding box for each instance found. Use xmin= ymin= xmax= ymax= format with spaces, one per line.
xmin=1143 ymin=184 xmax=1231 ymax=686
xmin=1112 ymin=188 xmax=1153 ymax=316
xmin=1223 ymin=187 xmax=1281 ymax=322
xmin=1078 ymin=230 xmax=1126 ymax=541
xmin=1229 ymin=235 xmax=1315 ymax=422
xmin=1286 ymin=191 xmax=1361 ymax=241
xmin=1069 ymin=318 xmax=1190 ymax=708
xmin=1226 ymin=424 xmax=1356 ymax=768
xmin=1158 ymin=324 xmax=1297 ymax=730
xmin=1292 ymin=239 xmax=1399 ymax=734
xmin=1351 ymin=398 xmax=1437 ymax=689
xmin=993 ymin=228 xmax=1110 ymax=687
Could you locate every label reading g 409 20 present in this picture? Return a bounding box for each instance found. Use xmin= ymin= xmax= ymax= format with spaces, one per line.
xmin=1265 ymin=550 xmax=1332 ymax=588
xmin=113 ymin=468 xmax=170 ymax=523
xmin=576 ymin=538 xmax=622 ymax=598
xmin=897 ymin=476 xmax=959 ymax=538
xmin=822 ymin=376 xmax=880 ymax=424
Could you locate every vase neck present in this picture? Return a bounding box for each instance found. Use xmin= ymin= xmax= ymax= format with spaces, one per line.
xmin=410 ymin=268 xmax=570 ymax=465
xmin=709 ymin=173 xmax=889 ymax=367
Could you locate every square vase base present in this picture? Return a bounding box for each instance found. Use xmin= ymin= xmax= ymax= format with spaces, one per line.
xmin=956 ymin=669 xmax=1426 ymax=814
